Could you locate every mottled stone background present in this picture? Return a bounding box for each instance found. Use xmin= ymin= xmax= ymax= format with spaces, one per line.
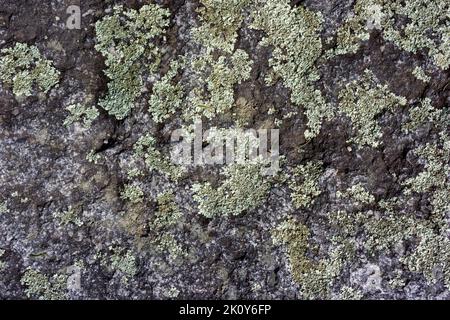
xmin=0 ymin=0 xmax=449 ymax=300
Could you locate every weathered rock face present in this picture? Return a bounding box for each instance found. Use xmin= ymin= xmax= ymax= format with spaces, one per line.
xmin=0 ymin=0 xmax=449 ymax=300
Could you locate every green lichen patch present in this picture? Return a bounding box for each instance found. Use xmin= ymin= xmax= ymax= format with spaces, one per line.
xmin=0 ymin=43 xmax=60 ymax=98
xmin=412 ymin=66 xmax=431 ymax=83
xmin=192 ymin=160 xmax=271 ymax=218
xmin=149 ymin=191 xmax=186 ymax=259
xmin=120 ymin=184 xmax=144 ymax=204
xmin=86 ymin=149 xmax=101 ymax=164
xmin=273 ymin=217 xmax=355 ymax=299
xmin=63 ymin=103 xmax=99 ymax=129
xmin=53 ymin=206 xmax=83 ymax=227
xmin=251 ymin=0 xmax=332 ymax=140
xmin=103 ymin=248 xmax=137 ymax=283
xmin=403 ymin=134 xmax=450 ymax=219
xmin=327 ymin=0 xmax=384 ymax=57
xmin=192 ymin=0 xmax=251 ymax=52
xmin=288 ymin=161 xmax=323 ymax=209
xmin=20 ymin=268 xmax=67 ymax=300
xmin=186 ymin=50 xmax=253 ymax=120
xmin=382 ymin=0 xmax=450 ymax=70
xmin=336 ymin=183 xmax=375 ymax=205
xmin=338 ymin=70 xmax=407 ymax=148
xmin=133 ymin=134 xmax=184 ymax=180
xmin=402 ymin=98 xmax=447 ymax=134
xmin=95 ymin=4 xmax=170 ymax=119
xmin=330 ymin=0 xmax=450 ymax=69
xmin=148 ymin=60 xmax=184 ymax=123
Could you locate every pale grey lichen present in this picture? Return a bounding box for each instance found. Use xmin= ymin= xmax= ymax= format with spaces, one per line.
xmin=251 ymin=0 xmax=333 ymax=140
xmin=20 ymin=268 xmax=67 ymax=300
xmin=288 ymin=161 xmax=323 ymax=209
xmin=104 ymin=248 xmax=137 ymax=283
xmin=148 ymin=60 xmax=184 ymax=123
xmin=64 ymin=104 xmax=99 ymax=129
xmin=186 ymin=50 xmax=253 ymax=120
xmin=338 ymin=70 xmax=407 ymax=147
xmin=53 ymin=206 xmax=83 ymax=227
xmin=133 ymin=134 xmax=184 ymax=180
xmin=120 ymin=184 xmax=144 ymax=204
xmin=192 ymin=0 xmax=251 ymax=53
xmin=0 ymin=201 xmax=8 ymax=215
xmin=193 ymin=160 xmax=271 ymax=218
xmin=95 ymin=4 xmax=170 ymax=119
xmin=0 ymin=43 xmax=60 ymax=98
xmin=330 ymin=0 xmax=450 ymax=69
xmin=412 ymin=66 xmax=431 ymax=83
xmin=336 ymin=183 xmax=375 ymax=205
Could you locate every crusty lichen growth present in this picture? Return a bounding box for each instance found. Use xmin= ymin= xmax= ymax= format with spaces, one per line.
xmin=64 ymin=104 xmax=99 ymax=129
xmin=273 ymin=217 xmax=355 ymax=299
xmin=149 ymin=191 xmax=186 ymax=260
xmin=272 ymin=218 xmax=313 ymax=285
xmin=186 ymin=50 xmax=253 ymax=120
xmin=21 ymin=268 xmax=67 ymax=300
xmin=327 ymin=0 xmax=385 ymax=57
xmin=336 ymin=183 xmax=375 ymax=205
xmin=86 ymin=149 xmax=101 ymax=164
xmin=148 ymin=60 xmax=184 ymax=123
xmin=95 ymin=4 xmax=170 ymax=119
xmin=0 ymin=43 xmax=60 ymax=98
xmin=192 ymin=0 xmax=251 ymax=52
xmin=403 ymin=133 xmax=450 ymax=219
xmin=402 ymin=98 xmax=447 ymax=134
xmin=193 ymin=160 xmax=271 ymax=218
xmin=120 ymin=184 xmax=144 ymax=204
xmin=251 ymin=0 xmax=332 ymax=140
xmin=134 ymin=134 xmax=184 ymax=180
xmin=338 ymin=70 xmax=407 ymax=147
xmin=382 ymin=0 xmax=450 ymax=69
xmin=288 ymin=161 xmax=323 ymax=209
xmin=53 ymin=206 xmax=83 ymax=227
xmin=330 ymin=0 xmax=450 ymax=69
xmin=412 ymin=66 xmax=431 ymax=83
xmin=103 ymin=248 xmax=137 ymax=283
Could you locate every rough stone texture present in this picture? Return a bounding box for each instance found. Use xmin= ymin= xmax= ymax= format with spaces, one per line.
xmin=0 ymin=0 xmax=449 ymax=300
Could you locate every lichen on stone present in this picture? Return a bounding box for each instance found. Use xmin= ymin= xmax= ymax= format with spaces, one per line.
xmin=53 ymin=206 xmax=83 ymax=227
xmin=0 ymin=250 xmax=5 ymax=271
xmin=336 ymin=183 xmax=375 ymax=205
xmin=330 ymin=0 xmax=450 ymax=69
xmin=95 ymin=4 xmax=170 ymax=119
xmin=133 ymin=134 xmax=184 ymax=180
xmin=402 ymin=98 xmax=447 ymax=134
xmin=192 ymin=0 xmax=251 ymax=53
xmin=20 ymin=268 xmax=67 ymax=300
xmin=288 ymin=161 xmax=323 ymax=209
xmin=103 ymin=247 xmax=137 ymax=283
xmin=148 ymin=60 xmax=184 ymax=123
xmin=338 ymin=70 xmax=407 ymax=147
xmin=251 ymin=0 xmax=332 ymax=140
xmin=186 ymin=50 xmax=253 ymax=120
xmin=120 ymin=184 xmax=144 ymax=204
xmin=148 ymin=190 xmax=186 ymax=261
xmin=192 ymin=159 xmax=271 ymax=218
xmin=63 ymin=103 xmax=99 ymax=129
xmin=0 ymin=201 xmax=8 ymax=215
xmin=0 ymin=43 xmax=60 ymax=98
xmin=412 ymin=66 xmax=431 ymax=83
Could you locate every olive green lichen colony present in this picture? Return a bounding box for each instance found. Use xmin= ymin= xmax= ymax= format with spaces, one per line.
xmin=0 ymin=0 xmax=449 ymax=300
